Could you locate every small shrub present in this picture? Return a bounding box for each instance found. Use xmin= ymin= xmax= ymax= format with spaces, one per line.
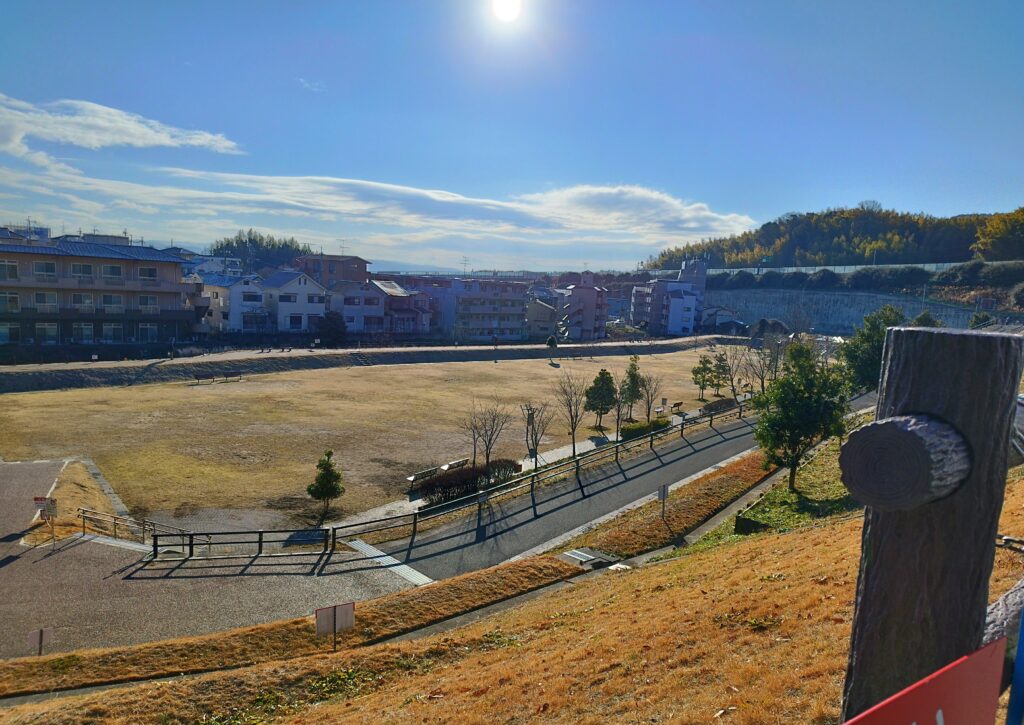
xmin=701 ymin=397 xmax=737 ymax=415
xmin=418 ymin=459 xmax=523 ymax=505
xmin=725 ymin=270 xmax=757 ymax=289
xmin=779 ymin=271 xmax=809 ymax=288
xmin=619 ymin=417 xmax=671 ymax=441
xmin=979 ymin=261 xmax=1024 ymax=288
xmin=932 ymin=259 xmax=985 ymax=287
xmin=706 ymin=272 xmax=731 ymax=289
xmin=805 ymin=269 xmax=841 ymax=289
xmin=756 ymin=270 xmax=785 ymax=288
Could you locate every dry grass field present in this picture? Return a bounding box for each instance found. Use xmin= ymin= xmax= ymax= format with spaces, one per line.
xmin=0 ymin=348 xmax=712 ymax=523
xmin=8 ymin=470 xmax=1024 ymax=724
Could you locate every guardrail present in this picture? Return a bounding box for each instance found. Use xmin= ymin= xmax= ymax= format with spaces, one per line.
xmin=78 ymin=508 xmax=196 ymax=545
xmin=150 ymin=402 xmax=753 ymax=560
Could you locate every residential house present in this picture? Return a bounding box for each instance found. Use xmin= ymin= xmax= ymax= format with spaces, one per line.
xmin=333 ymin=279 xmax=430 ymax=335
xmin=0 ymin=239 xmax=193 ymax=345
xmin=200 ymin=274 xmax=271 ymax=333
xmin=194 ymin=255 xmax=244 ymax=277
xmin=259 ymin=270 xmax=327 ymax=333
xmin=293 ymin=254 xmax=370 ymax=289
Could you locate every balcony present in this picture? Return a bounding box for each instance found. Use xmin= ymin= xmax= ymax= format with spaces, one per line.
xmin=101 ymin=305 xmax=125 ymax=314
xmin=140 ymin=278 xmax=160 ymax=287
xmin=72 ymin=304 xmax=96 ymax=314
xmin=33 ymin=273 xmax=57 ymax=284
xmin=35 ymin=303 xmax=58 ymax=314
xmin=102 ymin=277 xmax=126 ymax=287
xmin=71 ymin=275 xmax=95 ymax=285
xmin=139 ymin=305 xmax=160 ymax=315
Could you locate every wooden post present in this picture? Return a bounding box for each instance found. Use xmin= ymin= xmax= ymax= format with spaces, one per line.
xmin=840 ymin=328 xmax=1024 ymax=720
xmin=257 ymin=530 xmax=264 ymax=556
xmin=151 ymin=535 xmax=158 ymax=560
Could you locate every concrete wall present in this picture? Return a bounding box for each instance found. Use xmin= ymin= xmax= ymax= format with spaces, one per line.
xmin=705 ymin=288 xmax=975 ymax=334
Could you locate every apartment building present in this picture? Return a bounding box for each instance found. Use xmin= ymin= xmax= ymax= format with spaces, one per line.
xmin=0 ymin=239 xmax=192 ymax=345
xmin=526 ymin=298 xmax=558 ymax=340
xmin=389 ymin=276 xmax=529 ymax=342
xmin=630 ymin=259 xmax=707 ymax=336
xmin=293 ymin=254 xmax=370 ymax=288
xmin=557 ymin=271 xmax=609 ymax=341
xmin=333 ymin=279 xmax=430 ymax=335
xmin=260 ymin=270 xmax=327 ymax=332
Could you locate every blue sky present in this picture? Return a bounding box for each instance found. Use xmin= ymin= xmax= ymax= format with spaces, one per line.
xmin=1 ymin=0 xmax=1021 ymax=271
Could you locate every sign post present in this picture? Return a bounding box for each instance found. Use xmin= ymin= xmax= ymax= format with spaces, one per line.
xmin=315 ymin=602 xmax=355 ymax=652
xmin=27 ymin=628 xmax=51 ymax=657
xmin=657 ymin=484 xmax=668 ymax=520
xmin=34 ymin=497 xmax=57 ymax=549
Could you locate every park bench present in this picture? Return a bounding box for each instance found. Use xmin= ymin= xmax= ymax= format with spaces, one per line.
xmin=223 ymin=370 xmax=243 ymax=382
xmin=670 ymin=401 xmax=685 ymax=413
xmin=194 ymin=372 xmax=215 ymax=384
xmin=440 ymin=458 xmax=470 ymax=472
xmin=406 ymin=466 xmax=440 ymax=485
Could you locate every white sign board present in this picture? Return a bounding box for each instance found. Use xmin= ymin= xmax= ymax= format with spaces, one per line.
xmin=33 ymin=497 xmax=56 ymax=515
xmin=315 ymin=602 xmax=355 ymax=637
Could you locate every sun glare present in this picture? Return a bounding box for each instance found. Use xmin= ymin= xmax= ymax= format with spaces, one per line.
xmin=492 ymin=0 xmax=522 ymax=23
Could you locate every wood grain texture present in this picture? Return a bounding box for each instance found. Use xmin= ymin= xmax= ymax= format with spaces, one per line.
xmin=840 ymin=414 xmax=971 ymax=511
xmin=841 ymin=328 xmax=1024 ymax=721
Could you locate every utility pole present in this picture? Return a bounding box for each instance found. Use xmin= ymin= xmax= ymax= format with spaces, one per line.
xmin=462 ymin=256 xmax=469 ymax=276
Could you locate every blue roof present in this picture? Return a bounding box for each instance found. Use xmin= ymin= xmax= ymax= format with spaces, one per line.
xmin=200 ymin=273 xmax=259 ymax=288
xmin=260 ymin=270 xmax=304 ymax=289
xmin=0 ymin=240 xmax=185 ymax=263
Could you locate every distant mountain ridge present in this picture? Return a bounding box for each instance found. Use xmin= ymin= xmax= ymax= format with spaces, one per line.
xmin=645 ymin=203 xmax=1024 ymax=270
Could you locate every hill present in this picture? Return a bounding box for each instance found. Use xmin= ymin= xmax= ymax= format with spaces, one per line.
xmin=645 ymin=203 xmax=1024 ymax=269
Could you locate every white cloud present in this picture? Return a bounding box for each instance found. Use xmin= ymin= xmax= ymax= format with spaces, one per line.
xmin=0 ymin=92 xmax=240 ymax=171
xmin=296 ymin=78 xmax=326 ymax=93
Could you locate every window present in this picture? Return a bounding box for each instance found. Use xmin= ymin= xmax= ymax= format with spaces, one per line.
xmin=71 ymin=293 xmax=94 ymax=309
xmin=33 ymin=261 xmax=56 ymax=277
xmin=139 ymin=295 xmax=157 ymax=307
xmin=0 ymin=292 xmax=19 ymax=313
xmin=364 ymin=297 xmax=380 ymax=306
xmin=35 ymin=323 xmax=58 ymax=344
xmin=0 ymin=260 xmax=18 ymax=280
xmin=138 ymin=267 xmax=157 ymax=280
xmin=288 ymin=314 xmax=303 ymax=330
xmin=343 ymin=296 xmax=360 ymax=306
xmin=138 ymin=323 xmax=158 ymax=343
xmin=71 ymin=263 xmax=93 ymax=277
xmin=101 ymin=294 xmax=123 ymax=308
xmin=0 ymin=322 xmax=19 ymax=343
xmin=212 ymin=291 xmax=219 ymax=299
xmin=33 ymin=292 xmax=56 ymax=312
xmin=101 ymin=264 xmax=122 ymax=278
xmin=307 ymin=294 xmax=325 ymax=304
xmin=279 ymin=293 xmax=297 ymax=303
xmin=242 ymin=292 xmax=262 ymax=303
xmin=101 ymin=323 xmax=123 ymax=342
xmin=344 ymin=316 xmax=355 ymax=323
xmin=72 ymin=322 xmax=94 ymax=343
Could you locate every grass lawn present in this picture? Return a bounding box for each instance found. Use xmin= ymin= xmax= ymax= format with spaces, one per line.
xmin=12 ymin=469 xmax=1024 ymax=724
xmin=0 ymin=348 xmax=713 ymax=524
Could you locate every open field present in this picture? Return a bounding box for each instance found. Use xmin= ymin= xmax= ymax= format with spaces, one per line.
xmin=0 ymin=347 xmax=714 ymax=525
xmin=7 ymin=467 xmax=1024 ymax=723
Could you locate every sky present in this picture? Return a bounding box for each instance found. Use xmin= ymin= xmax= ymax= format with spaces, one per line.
xmin=1 ymin=0 xmax=1022 ymax=271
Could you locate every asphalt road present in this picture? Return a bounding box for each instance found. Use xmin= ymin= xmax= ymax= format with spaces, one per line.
xmin=382 ymin=392 xmax=877 ymax=581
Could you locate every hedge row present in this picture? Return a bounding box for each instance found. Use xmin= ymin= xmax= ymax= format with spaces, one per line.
xmin=619 ymin=417 xmax=671 ymax=441
xmin=418 ymin=458 xmax=522 ymax=505
xmin=706 ymin=260 xmax=1024 ymax=292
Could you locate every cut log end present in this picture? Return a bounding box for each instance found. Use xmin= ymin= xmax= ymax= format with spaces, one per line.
xmin=840 ymin=414 xmax=972 ymax=512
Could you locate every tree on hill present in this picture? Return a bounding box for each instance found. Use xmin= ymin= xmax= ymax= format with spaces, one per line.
xmin=644 ymin=206 xmax=989 ymax=270
xmin=584 ymin=369 xmax=617 ymax=429
xmin=307 ymin=450 xmax=344 ymax=519
xmin=910 ymin=310 xmax=944 ymax=328
xmin=752 ymin=344 xmax=850 ymax=493
xmin=972 ymin=207 xmax=1024 ymax=261
xmin=837 ymin=304 xmax=907 ymax=390
xmin=711 ymin=352 xmax=730 ymax=396
xmin=209 ymin=229 xmax=313 ymax=273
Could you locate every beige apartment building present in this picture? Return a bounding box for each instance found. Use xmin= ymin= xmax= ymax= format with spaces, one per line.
xmin=0 ymin=234 xmax=193 ymax=345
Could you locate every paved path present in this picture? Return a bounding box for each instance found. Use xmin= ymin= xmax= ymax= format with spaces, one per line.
xmin=380 ymin=416 xmax=761 ymax=581
xmin=0 ymin=461 xmax=410 ymax=659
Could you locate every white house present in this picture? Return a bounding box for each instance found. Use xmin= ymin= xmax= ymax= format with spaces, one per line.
xmin=200 ymin=274 xmax=270 ymax=333
xmin=260 ymin=270 xmax=327 ymax=333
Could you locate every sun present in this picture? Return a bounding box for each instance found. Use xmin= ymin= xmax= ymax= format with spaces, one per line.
xmin=492 ymin=0 xmax=521 ymax=23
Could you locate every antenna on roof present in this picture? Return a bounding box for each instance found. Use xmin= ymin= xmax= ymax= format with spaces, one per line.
xmin=462 ymin=256 xmax=469 ymax=275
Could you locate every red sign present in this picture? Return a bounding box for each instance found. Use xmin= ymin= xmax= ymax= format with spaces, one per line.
xmin=847 ymin=638 xmax=1006 ymax=725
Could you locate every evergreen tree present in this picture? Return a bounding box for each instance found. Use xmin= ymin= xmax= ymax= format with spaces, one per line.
xmin=711 ymin=352 xmax=730 ymax=396
xmin=691 ymin=355 xmax=714 ymax=400
xmin=621 ymin=354 xmax=643 ymax=420
xmin=307 ymin=450 xmax=344 ymax=519
xmin=910 ymin=310 xmax=944 ymax=328
xmin=584 ymin=369 xmax=617 ymax=429
xmin=752 ymin=344 xmax=850 ymax=493
xmin=837 ymin=304 xmax=907 ymax=390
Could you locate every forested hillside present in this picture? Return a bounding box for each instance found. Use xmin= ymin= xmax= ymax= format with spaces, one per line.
xmin=646 ymin=203 xmax=1024 ymax=269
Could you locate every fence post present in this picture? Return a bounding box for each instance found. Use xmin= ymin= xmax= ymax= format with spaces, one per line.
xmin=330 ymin=527 xmax=337 ymax=552
xmin=411 ymin=511 xmax=418 ymax=539
xmin=187 ymin=532 xmax=194 ymax=559
xmin=257 ymin=530 xmax=264 ymax=556
xmin=839 ymin=328 xmax=1024 ymax=720
xmin=151 ymin=535 xmax=158 ymax=560
xmin=81 ymin=514 xmax=86 ymax=537
xmin=322 ymin=528 xmax=329 ymax=554
xmin=112 ymin=520 xmax=117 ymax=540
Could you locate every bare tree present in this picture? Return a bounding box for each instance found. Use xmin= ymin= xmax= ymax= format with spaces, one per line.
xmin=743 ymin=339 xmax=774 ymax=395
xmin=720 ymin=343 xmax=750 ymax=412
xmin=477 ymin=400 xmax=513 ymax=470
xmin=553 ymin=371 xmax=588 ymax=457
xmin=639 ymin=372 xmax=664 ymax=423
xmin=458 ymin=402 xmax=483 ymax=467
xmin=521 ymin=401 xmax=554 ymax=470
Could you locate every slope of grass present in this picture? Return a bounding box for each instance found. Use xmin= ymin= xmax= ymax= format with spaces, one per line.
xmin=12 ymin=472 xmax=1024 ymax=725
xmin=561 ymin=449 xmax=772 ymax=559
xmin=22 ymin=461 xmax=117 ymax=545
xmin=0 ymin=556 xmax=577 ymax=699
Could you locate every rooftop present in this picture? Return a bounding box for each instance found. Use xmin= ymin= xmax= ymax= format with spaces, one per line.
xmin=0 ymin=239 xmax=187 ymax=263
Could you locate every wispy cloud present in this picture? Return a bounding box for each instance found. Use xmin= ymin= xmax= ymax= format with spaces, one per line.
xmin=0 ymin=92 xmax=240 ymax=172
xmin=0 ymin=93 xmax=754 ymax=268
xmin=296 ymin=78 xmax=326 ymax=93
